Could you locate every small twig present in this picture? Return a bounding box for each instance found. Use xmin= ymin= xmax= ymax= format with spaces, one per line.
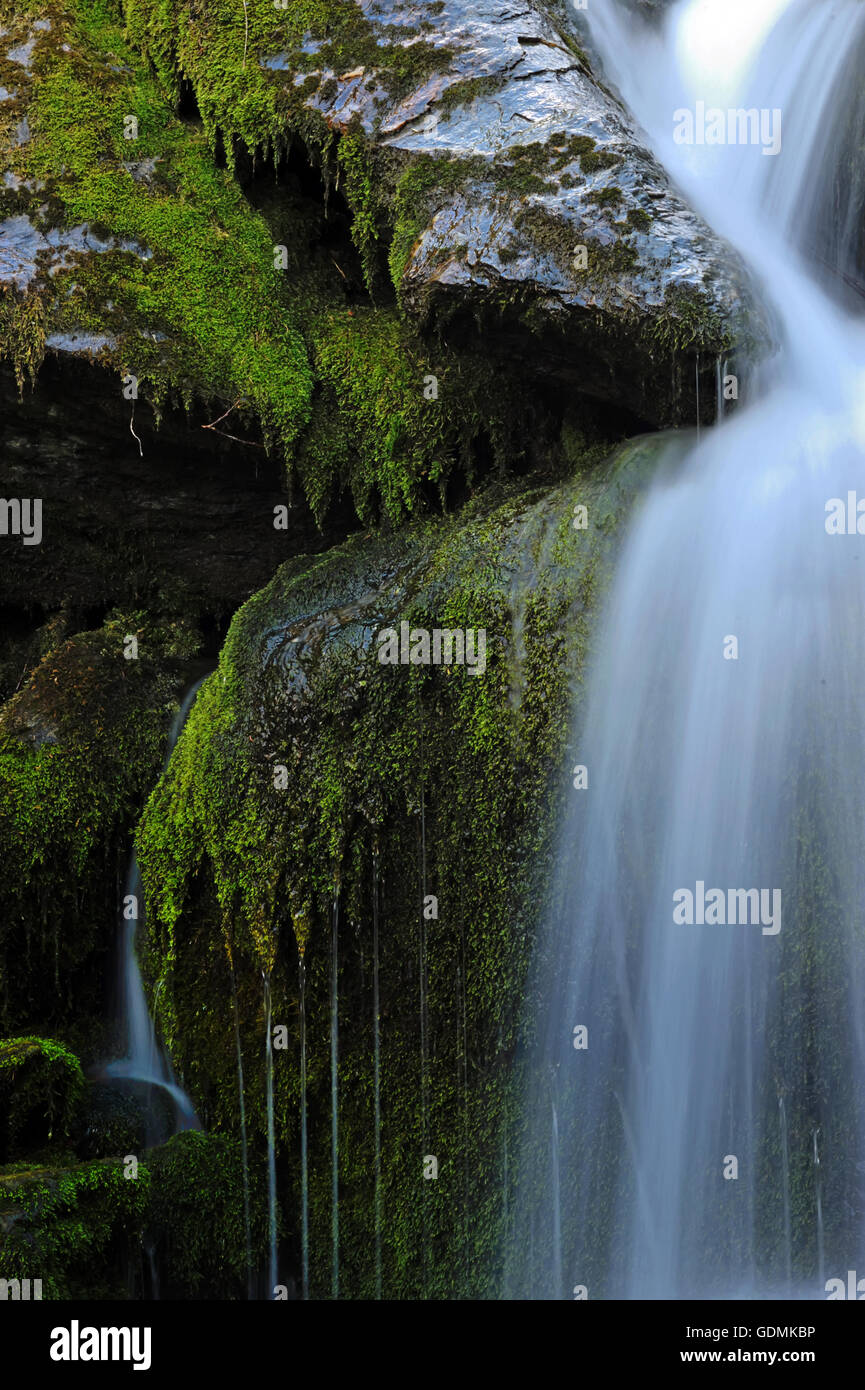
xmin=330 ymin=254 xmax=348 ymax=282
xmin=204 ymin=398 xmax=245 ymax=430
xmin=242 ymin=1 xmax=249 ymax=69
xmin=202 ymin=397 xmax=266 ymax=449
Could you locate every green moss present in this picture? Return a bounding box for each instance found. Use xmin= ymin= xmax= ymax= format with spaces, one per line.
xmin=436 ymin=73 xmax=508 ymax=115
xmin=645 ymin=281 xmax=735 ymax=356
xmin=0 ymin=0 xmax=313 ymax=447
xmin=0 ymin=1156 xmax=149 ymax=1298
xmin=514 ymin=204 xmax=639 ymax=278
xmin=123 ymin=0 xmax=453 ymax=145
xmin=626 ymin=206 xmax=652 ymax=232
xmin=337 ymin=124 xmax=380 ymax=292
xmin=299 ymin=305 xmax=525 ymax=525
xmin=587 ymin=184 xmax=623 ymax=207
xmin=145 ymin=1131 xmax=269 ymax=1298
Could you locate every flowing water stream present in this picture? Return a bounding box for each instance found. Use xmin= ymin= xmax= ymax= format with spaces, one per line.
xmin=510 ymin=0 xmax=865 ymax=1299
xmin=104 ymin=677 xmax=206 ymax=1137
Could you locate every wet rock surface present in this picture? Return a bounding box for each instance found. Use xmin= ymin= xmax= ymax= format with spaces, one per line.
xmin=262 ymin=0 xmax=768 ymax=421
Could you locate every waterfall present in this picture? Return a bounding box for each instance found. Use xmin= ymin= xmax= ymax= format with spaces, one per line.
xmin=104 ymin=676 xmax=206 ymax=1135
xmin=510 ymin=0 xmax=865 ymax=1298
xmin=779 ymin=1096 xmax=792 ymax=1288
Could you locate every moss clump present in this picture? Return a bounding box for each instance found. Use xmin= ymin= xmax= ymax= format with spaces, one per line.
xmin=337 ymin=124 xmax=380 ymax=292
xmin=644 ymin=281 xmax=735 ymax=356
xmin=587 ymin=184 xmax=624 ymax=207
xmin=0 ymin=1037 xmax=85 ymax=1161
xmin=124 ymin=0 xmax=453 ymax=146
xmin=436 ymin=73 xmax=508 ymax=116
xmin=626 ymin=206 xmax=652 ymax=232
xmin=136 ymin=436 xmax=670 ymax=1299
xmin=0 ymin=1156 xmax=149 ymax=1297
xmin=299 ymin=304 xmax=522 ymax=525
xmin=514 ymin=204 xmax=639 ymax=277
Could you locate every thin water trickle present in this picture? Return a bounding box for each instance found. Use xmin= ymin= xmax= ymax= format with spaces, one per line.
xmin=104 ymin=676 xmax=206 ymax=1136
xmin=814 ymin=1129 xmax=825 ymax=1288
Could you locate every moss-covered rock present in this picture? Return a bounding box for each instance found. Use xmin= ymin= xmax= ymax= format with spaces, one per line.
xmin=0 ymin=0 xmax=584 ymax=542
xmin=0 ymin=1036 xmax=85 ymax=1162
xmin=120 ymin=0 xmax=769 ymax=426
xmin=0 ymin=610 xmax=196 ymax=1040
xmin=0 ymin=1155 xmax=149 ymax=1298
xmin=135 ymin=432 xmax=679 ymax=1297
xmin=0 ymin=0 xmax=312 ymax=448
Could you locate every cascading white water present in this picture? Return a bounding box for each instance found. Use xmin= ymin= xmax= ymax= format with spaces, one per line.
xmin=105 ymin=679 xmax=205 ymax=1134
xmin=511 ymin=0 xmax=865 ymax=1298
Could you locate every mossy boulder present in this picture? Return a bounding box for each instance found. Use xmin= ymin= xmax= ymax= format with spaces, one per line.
xmin=0 ymin=1130 xmax=269 ymax=1299
xmin=122 ymin=0 xmax=769 ymax=426
xmin=0 ymin=1036 xmax=85 ymax=1162
xmin=0 ymin=1155 xmax=149 ymax=1298
xmin=0 ymin=611 xmax=196 ymax=1040
xmin=0 ymin=0 xmax=311 ymax=450
xmin=134 ymin=431 xmax=685 ymax=1297
xmin=0 ymin=0 xmax=579 ymax=548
